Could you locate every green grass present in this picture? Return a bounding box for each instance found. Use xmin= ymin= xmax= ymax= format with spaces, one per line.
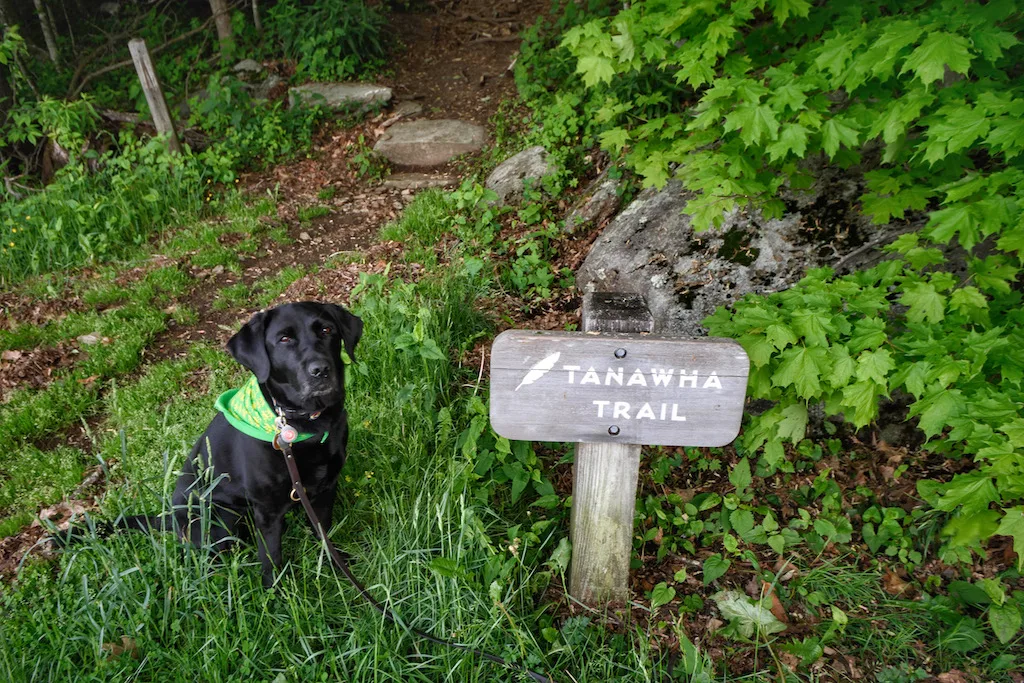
xmin=380 ymin=190 xmax=455 ymax=269
xmin=0 ymin=270 xmax=624 ymax=681
xmin=0 ymin=196 xmax=290 ymax=534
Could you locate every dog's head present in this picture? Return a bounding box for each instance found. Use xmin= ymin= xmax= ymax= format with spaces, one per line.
xmin=227 ymin=302 xmax=362 ymax=412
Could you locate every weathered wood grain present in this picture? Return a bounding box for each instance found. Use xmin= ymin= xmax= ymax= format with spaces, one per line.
xmin=567 ymin=293 xmax=653 ymax=605
xmin=128 ymin=39 xmax=181 ymax=154
xmin=490 ymin=330 xmax=749 ymax=447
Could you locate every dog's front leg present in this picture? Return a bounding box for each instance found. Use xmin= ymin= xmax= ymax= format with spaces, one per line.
xmin=253 ymin=510 xmax=286 ymax=588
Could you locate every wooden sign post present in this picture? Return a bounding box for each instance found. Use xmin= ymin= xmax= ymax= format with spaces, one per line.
xmin=128 ymin=38 xmax=182 ymax=154
xmin=490 ymin=292 xmax=750 ymax=605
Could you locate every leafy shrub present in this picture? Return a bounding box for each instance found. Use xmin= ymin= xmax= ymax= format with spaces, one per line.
xmin=0 ymin=133 xmax=203 ymax=284
xmin=558 ymin=0 xmax=1023 ymax=232
xmin=188 ymin=75 xmax=327 ymax=181
xmin=267 ymin=0 xmax=388 ymax=82
xmin=523 ymin=0 xmax=1024 ymax=564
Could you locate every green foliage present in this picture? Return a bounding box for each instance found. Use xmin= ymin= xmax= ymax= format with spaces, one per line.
xmin=557 ymin=0 xmax=1023 ymax=232
xmin=188 ymin=76 xmax=328 ymax=182
xmin=267 ymin=0 xmax=388 ymax=82
xmin=520 ymin=0 xmax=1024 ymax=568
xmin=0 ymin=132 xmax=204 ymax=283
xmin=704 ymin=253 xmax=1024 ymax=563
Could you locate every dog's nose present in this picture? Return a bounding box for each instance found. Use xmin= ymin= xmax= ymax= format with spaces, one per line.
xmin=308 ymin=361 xmax=331 ymax=378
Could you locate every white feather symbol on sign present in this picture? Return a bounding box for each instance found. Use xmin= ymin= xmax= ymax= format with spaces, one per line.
xmin=515 ymin=352 xmax=561 ymax=391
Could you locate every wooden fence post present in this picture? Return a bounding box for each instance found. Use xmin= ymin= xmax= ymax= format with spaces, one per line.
xmin=128 ymin=38 xmax=181 ymax=155
xmin=569 ymin=292 xmax=654 ymax=605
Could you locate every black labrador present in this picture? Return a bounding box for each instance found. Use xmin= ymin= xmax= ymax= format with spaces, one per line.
xmin=116 ymin=301 xmax=362 ymax=587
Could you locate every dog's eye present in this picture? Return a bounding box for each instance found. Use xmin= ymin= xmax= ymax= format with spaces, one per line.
xmin=278 ymin=335 xmax=293 ymax=344
xmin=320 ymin=326 xmax=332 ymax=336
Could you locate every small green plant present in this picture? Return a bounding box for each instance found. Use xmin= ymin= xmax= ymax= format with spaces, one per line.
xmin=267 ymin=0 xmax=388 ymax=82
xmin=346 ymin=134 xmax=390 ymax=181
xmin=296 ymin=205 xmax=332 ymax=223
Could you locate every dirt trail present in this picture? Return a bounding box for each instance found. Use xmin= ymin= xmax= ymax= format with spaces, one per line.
xmin=0 ymin=0 xmax=545 ymax=576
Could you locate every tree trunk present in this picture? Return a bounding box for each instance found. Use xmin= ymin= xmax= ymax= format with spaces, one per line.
xmin=32 ymin=0 xmax=60 ymax=65
xmin=208 ymin=0 xmax=233 ymax=57
xmin=252 ymin=0 xmax=262 ymax=34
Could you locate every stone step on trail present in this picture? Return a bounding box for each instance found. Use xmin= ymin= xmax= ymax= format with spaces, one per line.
xmin=288 ymin=83 xmax=393 ymax=111
xmin=373 ymin=119 xmax=486 ymax=167
xmin=383 ymin=173 xmax=459 ymax=190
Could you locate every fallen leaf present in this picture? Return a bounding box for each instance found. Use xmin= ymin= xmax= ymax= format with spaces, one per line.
xmin=101 ymin=636 xmax=139 ymax=660
xmin=937 ymin=670 xmax=969 ymax=683
xmin=762 ymin=581 xmax=788 ymax=623
xmin=773 ymin=558 xmax=799 ymax=582
xmin=2 ymin=350 xmax=22 ymax=361
xmin=882 ymin=569 xmax=912 ymax=596
xmin=77 ymin=375 xmax=99 ymax=385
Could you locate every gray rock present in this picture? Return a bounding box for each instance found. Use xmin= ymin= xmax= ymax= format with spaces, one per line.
xmin=288 ymin=83 xmax=392 ymax=111
xmin=577 ymin=182 xmax=810 ymax=336
xmin=578 ymin=176 xmax=898 ymax=336
xmin=484 ymin=146 xmax=557 ymax=205
xmin=373 ymin=120 xmax=486 ymax=167
xmin=382 ymin=173 xmax=459 ymax=190
xmin=392 ymin=100 xmax=424 ymax=117
xmin=77 ymin=333 xmax=102 ymax=345
xmin=232 ymin=59 xmax=264 ymax=79
xmin=252 ymin=74 xmax=286 ymax=101
xmin=563 ymin=168 xmax=621 ymax=233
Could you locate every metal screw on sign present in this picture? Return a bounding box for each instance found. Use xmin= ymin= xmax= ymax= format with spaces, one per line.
xmin=608 ymin=425 xmax=620 ymax=436
xmin=614 ymin=348 xmax=627 ymax=359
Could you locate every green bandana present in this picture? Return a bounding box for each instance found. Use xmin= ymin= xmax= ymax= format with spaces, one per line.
xmin=215 ymin=375 xmax=327 ymax=444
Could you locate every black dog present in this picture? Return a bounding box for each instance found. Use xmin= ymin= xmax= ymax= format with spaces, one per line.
xmin=115 ymin=301 xmax=362 ymax=587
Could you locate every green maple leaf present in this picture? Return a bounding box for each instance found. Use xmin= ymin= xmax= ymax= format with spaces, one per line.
xmin=777 ymin=402 xmax=808 ymax=442
xmin=769 ymin=0 xmax=811 ymax=25
xmin=821 ymin=117 xmax=860 ymax=158
xmin=943 ymin=509 xmax=1001 ymax=549
xmin=864 ymin=20 xmax=923 ymax=80
xmin=766 ymin=123 xmax=809 ymax=162
xmin=769 ymin=82 xmax=807 ymax=112
xmin=900 ymin=360 xmax=932 ymax=399
xmin=742 ymin=334 xmax=776 ymax=369
xmin=901 ymin=32 xmax=972 ymax=85
xmin=949 ymin=286 xmax=988 ymax=316
xmin=995 ymin=222 xmax=1024 ymax=256
xmin=970 ymin=27 xmax=1019 ymax=63
xmin=599 ymin=127 xmax=631 ymax=154
xmin=635 ymin=150 xmax=670 ymax=188
xmin=766 ymin=323 xmax=798 ymax=350
xmin=841 ymin=380 xmax=882 ymax=427
xmin=724 ymin=102 xmax=780 ymax=147
xmin=996 ymin=508 xmax=1024 ymax=571
xmin=999 ymin=419 xmax=1024 ymax=448
xmin=856 ymin=348 xmax=895 ymax=386
xmin=828 ymin=344 xmax=854 ymax=387
xmin=925 ymin=205 xmax=979 ymax=248
xmin=912 ymin=389 xmax=964 ymax=439
xmin=791 ymin=308 xmax=832 ymax=347
xmin=900 ymin=281 xmax=946 ymax=324
xmin=848 ymin=317 xmax=887 ymax=353
xmin=577 ymin=55 xmax=616 ymax=87
xmin=986 ymin=116 xmax=1024 ymax=158
xmin=773 ymin=346 xmax=827 ymax=399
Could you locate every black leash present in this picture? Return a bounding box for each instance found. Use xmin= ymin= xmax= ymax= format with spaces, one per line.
xmin=274 ymin=419 xmax=554 ymax=683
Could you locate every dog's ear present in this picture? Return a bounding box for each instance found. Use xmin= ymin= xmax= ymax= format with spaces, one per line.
xmin=326 ymin=304 xmax=362 ymax=363
xmin=227 ymin=310 xmax=271 ymax=382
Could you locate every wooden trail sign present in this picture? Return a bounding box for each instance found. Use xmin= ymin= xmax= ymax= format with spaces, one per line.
xmin=489 ymin=292 xmax=750 ymax=605
xmin=490 ymin=332 xmax=749 ymax=447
